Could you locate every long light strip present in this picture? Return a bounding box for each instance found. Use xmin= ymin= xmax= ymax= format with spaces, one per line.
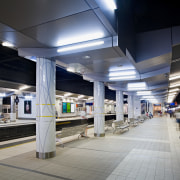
xmin=168 ymin=92 xmax=177 ymax=96
xmin=109 ymin=75 xmax=136 ymax=80
xmin=64 ymin=93 xmax=72 ymax=97
xmin=169 ymin=88 xmax=179 ymax=92
xmin=57 ymin=32 xmax=104 ymax=46
xmin=109 ymin=70 xmax=136 ymax=77
xmin=57 ymin=41 xmax=104 ymax=53
xmin=104 ymin=0 xmax=117 ymax=10
xmin=128 ymin=87 xmax=146 ymax=91
xmin=169 ymin=83 xmax=180 ymax=88
xmin=128 ymin=82 xmax=146 ymax=88
xmin=169 ymin=75 xmax=180 ymax=81
xmin=137 ymin=91 xmax=151 ymax=95
xmin=19 ymin=85 xmax=29 ymax=91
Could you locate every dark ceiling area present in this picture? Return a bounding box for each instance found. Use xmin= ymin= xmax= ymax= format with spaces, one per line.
xmin=0 ymin=45 xmax=116 ymax=100
xmin=133 ymin=0 xmax=180 ymax=33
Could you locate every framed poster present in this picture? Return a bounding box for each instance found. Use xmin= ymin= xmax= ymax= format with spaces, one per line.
xmin=71 ymin=103 xmax=75 ymax=113
xmin=67 ymin=103 xmax=71 ymax=113
xmin=24 ymin=100 xmax=31 ymax=114
xmin=62 ymin=102 xmax=67 ymax=113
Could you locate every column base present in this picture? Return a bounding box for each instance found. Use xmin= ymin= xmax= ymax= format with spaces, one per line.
xmin=36 ymin=151 xmax=56 ymax=159
xmin=94 ymin=133 xmax=105 ymax=137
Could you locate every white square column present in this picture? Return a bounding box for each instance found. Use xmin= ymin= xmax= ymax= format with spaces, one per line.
xmin=116 ymin=90 xmax=124 ymax=121
xmin=94 ymin=81 xmax=105 ymax=137
xmin=36 ymin=57 xmax=56 ymax=159
xmin=128 ymin=93 xmax=134 ymax=119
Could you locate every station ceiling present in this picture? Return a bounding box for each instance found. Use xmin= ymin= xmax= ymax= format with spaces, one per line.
xmin=0 ymin=0 xmax=180 ymax=103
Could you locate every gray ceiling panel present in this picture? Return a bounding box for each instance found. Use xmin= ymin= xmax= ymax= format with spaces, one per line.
xmin=21 ymin=10 xmax=110 ymax=47
xmin=135 ymin=53 xmax=171 ymax=74
xmin=0 ymin=0 xmax=90 ymax=30
xmin=0 ymin=31 xmax=45 ymax=48
xmin=0 ymin=23 xmax=15 ymax=33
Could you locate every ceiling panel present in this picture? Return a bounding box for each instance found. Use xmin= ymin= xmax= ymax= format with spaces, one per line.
xmin=0 ymin=23 xmax=15 ymax=33
xmin=0 ymin=31 xmax=45 ymax=48
xmin=0 ymin=0 xmax=90 ymax=30
xmin=21 ymin=10 xmax=110 ymax=47
xmin=135 ymin=53 xmax=171 ymax=73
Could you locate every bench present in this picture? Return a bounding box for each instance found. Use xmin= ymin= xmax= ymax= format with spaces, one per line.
xmin=112 ymin=120 xmax=129 ymax=134
xmin=129 ymin=118 xmax=139 ymax=126
xmin=56 ymin=124 xmax=89 ymax=147
xmin=105 ymin=119 xmax=114 ymax=131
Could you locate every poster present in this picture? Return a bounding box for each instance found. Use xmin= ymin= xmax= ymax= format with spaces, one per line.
xmin=71 ymin=103 xmax=75 ymax=113
xmin=24 ymin=100 xmax=31 ymax=114
xmin=141 ymin=103 xmax=146 ymax=114
xmin=67 ymin=103 xmax=71 ymax=113
xmin=62 ymin=102 xmax=67 ymax=113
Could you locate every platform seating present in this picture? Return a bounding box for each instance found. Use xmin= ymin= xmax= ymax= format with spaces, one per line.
xmin=105 ymin=119 xmax=114 ymax=131
xmin=112 ymin=120 xmax=129 ymax=134
xmin=56 ymin=124 xmax=89 ymax=147
xmin=129 ymin=118 xmax=139 ymax=126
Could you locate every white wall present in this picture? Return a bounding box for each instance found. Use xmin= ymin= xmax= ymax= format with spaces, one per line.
xmin=18 ymin=98 xmax=36 ymax=119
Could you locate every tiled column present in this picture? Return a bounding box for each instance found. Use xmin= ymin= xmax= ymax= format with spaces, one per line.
xmin=36 ymin=57 xmax=56 ymax=159
xmin=128 ymin=93 xmax=134 ymax=119
xmin=10 ymin=95 xmax=16 ymax=120
xmin=116 ymin=90 xmax=124 ymax=121
xmin=94 ymin=81 xmax=105 ymax=137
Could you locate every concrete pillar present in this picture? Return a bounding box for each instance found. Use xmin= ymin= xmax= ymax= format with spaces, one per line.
xmin=94 ymin=81 xmax=105 ymax=137
xmin=10 ymin=95 xmax=16 ymax=121
xmin=128 ymin=93 xmax=134 ymax=119
xmin=116 ymin=90 xmax=124 ymax=121
xmin=36 ymin=57 xmax=56 ymax=159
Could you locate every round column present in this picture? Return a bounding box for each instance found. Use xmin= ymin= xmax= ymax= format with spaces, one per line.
xmin=36 ymin=57 xmax=56 ymax=159
xmin=94 ymin=81 xmax=105 ymax=137
xmin=128 ymin=93 xmax=134 ymax=119
xmin=116 ymin=90 xmax=124 ymax=121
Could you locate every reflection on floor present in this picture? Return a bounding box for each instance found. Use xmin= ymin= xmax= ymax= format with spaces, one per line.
xmin=0 ymin=117 xmax=180 ymax=180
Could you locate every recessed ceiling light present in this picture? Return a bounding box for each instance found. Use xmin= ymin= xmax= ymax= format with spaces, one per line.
xmin=2 ymin=41 xmax=14 ymax=47
xmin=83 ymin=56 xmax=90 ymax=59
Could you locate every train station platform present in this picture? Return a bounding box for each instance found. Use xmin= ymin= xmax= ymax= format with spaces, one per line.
xmin=0 ymin=117 xmax=180 ymax=180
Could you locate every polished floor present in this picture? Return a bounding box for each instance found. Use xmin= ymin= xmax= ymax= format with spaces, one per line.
xmin=0 ymin=116 xmax=180 ymax=180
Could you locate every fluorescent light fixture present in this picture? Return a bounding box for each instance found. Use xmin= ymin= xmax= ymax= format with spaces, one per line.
xmin=64 ymin=93 xmax=72 ymax=97
xmin=109 ymin=75 xmax=136 ymax=80
xmin=24 ymin=95 xmax=33 ymax=99
xmin=57 ymin=32 xmax=104 ymax=46
xmin=169 ymin=83 xmax=180 ymax=88
xmin=109 ymin=70 xmax=136 ymax=77
xmin=78 ymin=95 xmax=84 ymax=99
xmin=142 ymin=96 xmax=155 ymax=99
xmin=104 ymin=0 xmax=117 ymax=10
xmin=128 ymin=82 xmax=146 ymax=88
xmin=169 ymin=88 xmax=179 ymax=92
xmin=19 ymin=85 xmax=29 ymax=91
xmin=0 ymin=93 xmax=6 ymax=97
xmin=169 ymin=75 xmax=180 ymax=81
xmin=57 ymin=41 xmax=104 ymax=53
xmin=88 ymin=97 xmax=93 ymax=100
xmin=128 ymin=87 xmax=147 ymax=91
xmin=168 ymin=92 xmax=177 ymax=96
xmin=137 ymin=91 xmax=151 ymax=95
xmin=2 ymin=41 xmax=14 ymax=47
xmin=67 ymin=68 xmax=75 ymax=72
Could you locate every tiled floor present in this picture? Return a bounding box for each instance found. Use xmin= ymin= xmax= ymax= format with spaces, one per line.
xmin=0 ymin=116 xmax=180 ymax=180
